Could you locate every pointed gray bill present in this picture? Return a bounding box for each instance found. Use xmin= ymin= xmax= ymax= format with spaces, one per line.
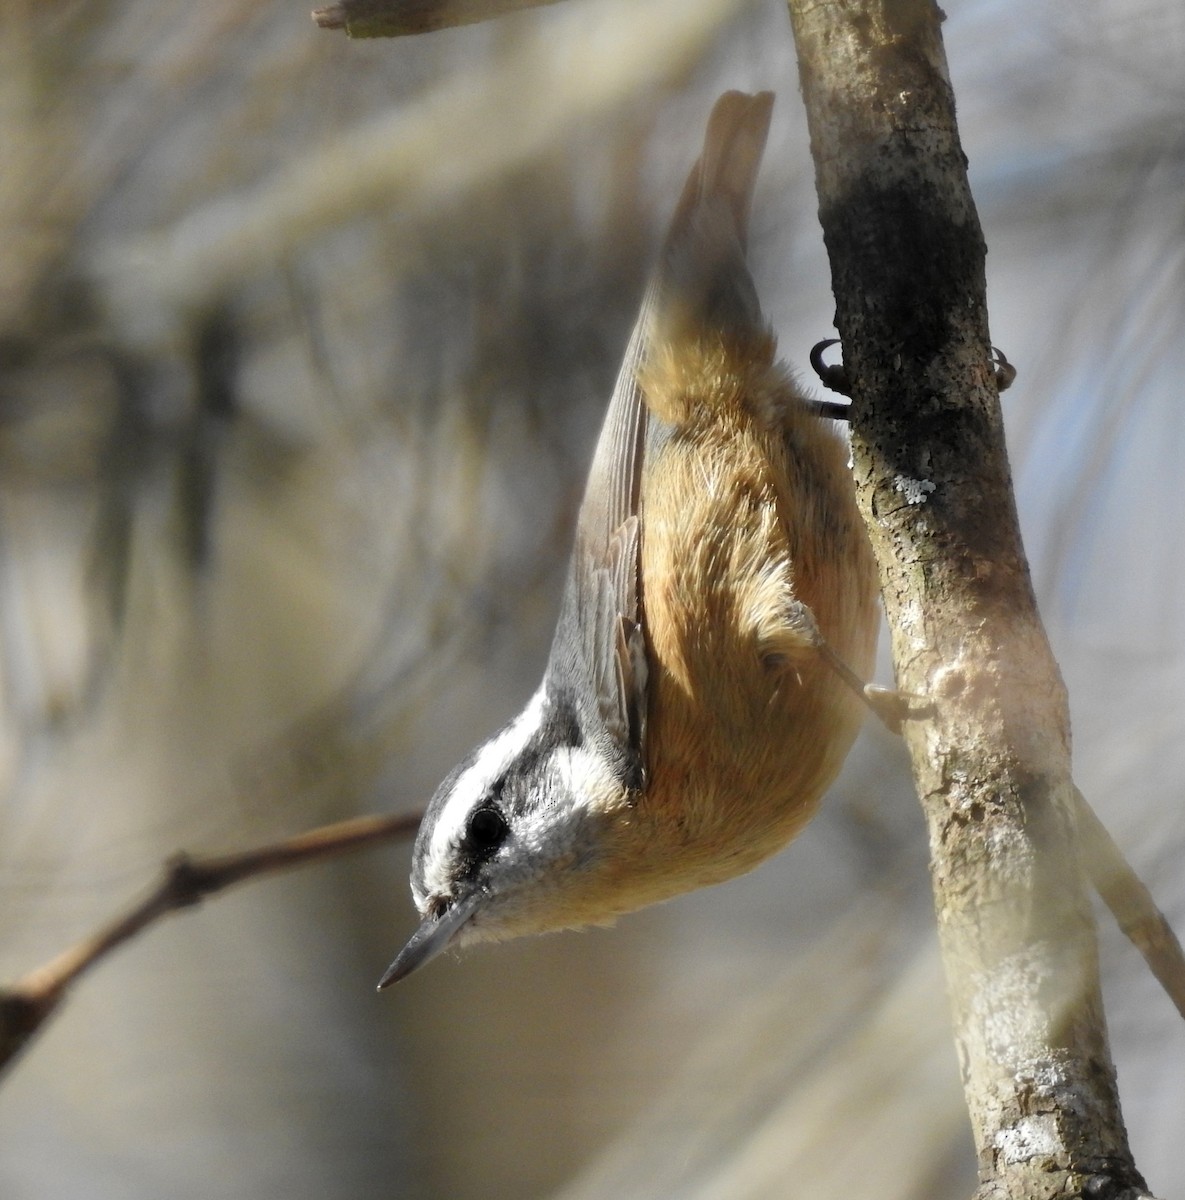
xmin=377 ymin=891 xmax=482 ymax=989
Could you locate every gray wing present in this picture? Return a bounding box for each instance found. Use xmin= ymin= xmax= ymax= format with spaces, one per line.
xmin=546 ymin=284 xmax=653 ymax=789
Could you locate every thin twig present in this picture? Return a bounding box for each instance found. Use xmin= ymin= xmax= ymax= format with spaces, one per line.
xmin=0 ymin=811 xmax=421 ymax=1078
xmin=1075 ymin=788 xmax=1185 ymax=1022
xmin=313 ymin=0 xmax=566 ymax=37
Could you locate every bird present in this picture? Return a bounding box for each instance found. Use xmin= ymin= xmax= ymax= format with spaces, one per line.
xmin=380 ymin=89 xmax=880 ymax=987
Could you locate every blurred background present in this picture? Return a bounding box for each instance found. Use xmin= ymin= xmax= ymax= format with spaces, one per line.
xmin=0 ymin=0 xmax=1182 ymax=1196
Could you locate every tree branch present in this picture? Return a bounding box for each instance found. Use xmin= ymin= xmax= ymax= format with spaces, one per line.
xmin=786 ymin=0 xmax=1155 ymax=1195
xmin=312 ymin=0 xmax=567 ymax=37
xmin=0 ymin=811 xmax=421 ymax=1080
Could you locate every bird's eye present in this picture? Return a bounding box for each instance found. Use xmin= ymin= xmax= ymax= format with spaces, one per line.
xmin=463 ymin=805 xmax=509 ymax=857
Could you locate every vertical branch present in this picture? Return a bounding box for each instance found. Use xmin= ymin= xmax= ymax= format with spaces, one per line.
xmin=785 ymin=1 xmax=1152 ymax=1197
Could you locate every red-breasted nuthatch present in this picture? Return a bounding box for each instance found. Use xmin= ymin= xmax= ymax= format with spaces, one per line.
xmin=380 ymin=90 xmax=879 ymax=987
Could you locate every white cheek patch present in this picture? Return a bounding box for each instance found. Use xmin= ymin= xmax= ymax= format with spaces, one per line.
xmin=417 ymin=687 xmax=548 ymax=907
xmin=552 ymin=745 xmax=626 ymax=816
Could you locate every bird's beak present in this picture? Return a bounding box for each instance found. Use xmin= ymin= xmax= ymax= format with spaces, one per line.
xmin=377 ymin=891 xmax=482 ymax=989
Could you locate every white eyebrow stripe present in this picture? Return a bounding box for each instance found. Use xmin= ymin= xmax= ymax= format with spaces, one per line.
xmin=417 ymin=687 xmax=549 ymax=906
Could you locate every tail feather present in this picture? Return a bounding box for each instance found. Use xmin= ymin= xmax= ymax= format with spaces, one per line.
xmin=690 ymin=89 xmax=774 ymax=252
xmin=655 ymin=91 xmax=775 ymax=352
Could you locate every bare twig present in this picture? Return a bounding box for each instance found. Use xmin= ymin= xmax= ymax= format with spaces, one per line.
xmin=0 ymin=811 xmax=421 ymax=1078
xmin=1075 ymin=788 xmax=1185 ymax=1022
xmin=313 ymin=0 xmax=566 ymax=37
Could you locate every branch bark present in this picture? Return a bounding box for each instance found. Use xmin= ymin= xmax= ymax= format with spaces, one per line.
xmin=785 ymin=1 xmax=1154 ymax=1196
xmin=0 ymin=811 xmax=420 ymax=1080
